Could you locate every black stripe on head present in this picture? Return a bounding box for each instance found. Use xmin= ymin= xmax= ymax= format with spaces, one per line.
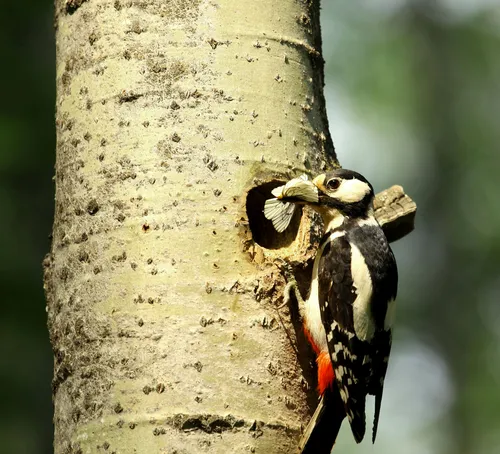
xmin=319 ymin=193 xmax=374 ymax=218
xmin=317 ymin=169 xmax=375 ymax=218
xmin=325 ymin=169 xmax=373 ymax=192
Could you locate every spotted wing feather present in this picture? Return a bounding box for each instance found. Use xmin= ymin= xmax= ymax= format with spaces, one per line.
xmin=317 ymin=235 xmax=368 ymax=443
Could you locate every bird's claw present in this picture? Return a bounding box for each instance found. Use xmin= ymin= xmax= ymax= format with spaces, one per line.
xmin=275 ymin=280 xmax=298 ymax=310
xmin=275 ymin=259 xmax=296 ymax=283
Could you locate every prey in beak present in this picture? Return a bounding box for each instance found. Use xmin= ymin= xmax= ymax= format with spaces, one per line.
xmin=263 ymin=174 xmax=318 ymax=232
xmin=264 ymin=169 xmax=375 ymax=233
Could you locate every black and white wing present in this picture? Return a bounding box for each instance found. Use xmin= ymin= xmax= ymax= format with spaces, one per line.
xmin=317 ymin=233 xmax=368 ymax=443
xmin=350 ymin=225 xmax=398 ymax=443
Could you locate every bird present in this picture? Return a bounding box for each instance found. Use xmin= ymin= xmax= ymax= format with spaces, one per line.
xmin=265 ymin=169 xmax=398 ymax=453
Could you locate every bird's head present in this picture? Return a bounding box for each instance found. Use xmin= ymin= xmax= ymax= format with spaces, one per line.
xmin=275 ymin=169 xmax=375 ymax=230
xmin=311 ymin=169 xmax=374 ymax=217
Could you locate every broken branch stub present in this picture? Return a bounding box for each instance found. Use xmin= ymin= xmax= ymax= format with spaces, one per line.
xmin=373 ymin=185 xmax=417 ymax=243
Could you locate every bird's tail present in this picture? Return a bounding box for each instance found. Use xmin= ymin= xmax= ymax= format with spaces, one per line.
xmin=299 ymin=390 xmax=346 ymax=454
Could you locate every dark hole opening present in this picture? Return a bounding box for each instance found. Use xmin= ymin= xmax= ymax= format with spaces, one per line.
xmin=246 ymin=181 xmax=302 ymax=249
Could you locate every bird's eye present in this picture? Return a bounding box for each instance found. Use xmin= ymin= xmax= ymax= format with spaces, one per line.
xmin=326 ymin=179 xmax=341 ymax=190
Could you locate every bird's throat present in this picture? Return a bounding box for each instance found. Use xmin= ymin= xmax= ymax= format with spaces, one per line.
xmin=321 ymin=208 xmax=345 ymax=233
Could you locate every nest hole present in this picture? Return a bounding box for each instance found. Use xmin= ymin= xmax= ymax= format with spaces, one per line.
xmin=246 ymin=181 xmax=302 ymax=250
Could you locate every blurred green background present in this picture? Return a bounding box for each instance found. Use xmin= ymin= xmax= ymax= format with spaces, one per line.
xmin=2 ymin=1 xmax=499 ymax=453
xmin=0 ymin=1 xmax=55 ymax=453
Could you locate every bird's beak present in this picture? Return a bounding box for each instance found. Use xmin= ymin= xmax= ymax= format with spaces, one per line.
xmin=312 ymin=174 xmax=326 ymax=193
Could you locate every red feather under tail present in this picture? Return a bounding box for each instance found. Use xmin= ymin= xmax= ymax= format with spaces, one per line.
xmin=299 ymin=347 xmax=345 ymax=453
xmin=317 ymin=350 xmax=335 ymax=395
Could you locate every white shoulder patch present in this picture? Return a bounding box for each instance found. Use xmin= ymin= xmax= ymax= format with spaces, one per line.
xmin=350 ymin=243 xmax=375 ymax=341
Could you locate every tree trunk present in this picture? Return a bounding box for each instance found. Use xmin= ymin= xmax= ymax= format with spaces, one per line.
xmin=45 ymin=0 xmax=335 ymax=452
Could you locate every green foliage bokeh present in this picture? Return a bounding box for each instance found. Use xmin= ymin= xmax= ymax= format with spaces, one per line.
xmin=0 ymin=2 xmax=55 ymax=453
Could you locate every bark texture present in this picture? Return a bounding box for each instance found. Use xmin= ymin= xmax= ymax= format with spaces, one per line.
xmin=46 ymin=0 xmax=336 ymax=452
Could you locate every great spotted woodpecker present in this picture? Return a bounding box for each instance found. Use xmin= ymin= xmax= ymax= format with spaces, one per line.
xmin=264 ymin=169 xmax=398 ymax=453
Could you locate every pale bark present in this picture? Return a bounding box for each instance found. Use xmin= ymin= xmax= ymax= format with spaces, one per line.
xmin=46 ymin=1 xmax=335 ymax=452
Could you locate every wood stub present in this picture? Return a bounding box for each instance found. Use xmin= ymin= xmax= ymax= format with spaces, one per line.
xmin=373 ymin=185 xmax=417 ymax=243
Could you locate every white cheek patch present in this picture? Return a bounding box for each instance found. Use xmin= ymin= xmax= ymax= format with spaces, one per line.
xmin=334 ymin=178 xmax=371 ymax=203
xmin=350 ymin=244 xmax=375 ymax=341
xmin=384 ymin=298 xmax=397 ymax=330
